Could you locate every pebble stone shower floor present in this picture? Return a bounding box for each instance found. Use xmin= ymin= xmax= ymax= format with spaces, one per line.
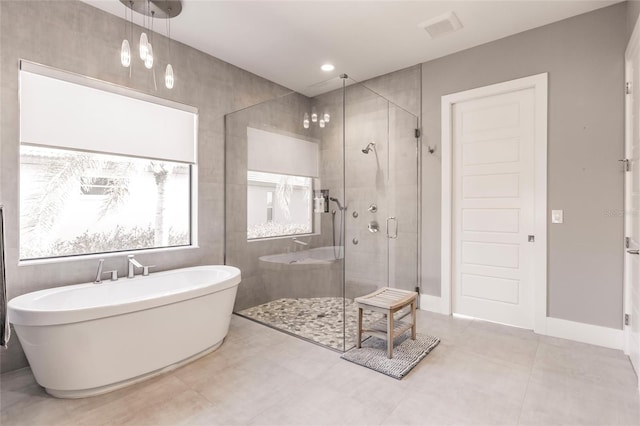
xmin=239 ymin=297 xmax=384 ymax=350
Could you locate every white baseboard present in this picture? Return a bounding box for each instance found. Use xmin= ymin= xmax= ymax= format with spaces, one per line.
xmin=419 ymin=294 xmax=445 ymax=314
xmin=545 ymin=317 xmax=624 ymax=350
xmin=417 ymin=295 xmax=623 ymax=350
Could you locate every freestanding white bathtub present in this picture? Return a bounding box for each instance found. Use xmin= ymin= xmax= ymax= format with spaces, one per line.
xmin=8 ymin=265 xmax=241 ymax=398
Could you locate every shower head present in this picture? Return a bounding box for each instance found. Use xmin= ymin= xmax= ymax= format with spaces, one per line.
xmin=362 ymin=142 xmax=376 ymax=154
xmin=329 ymin=197 xmax=346 ymax=211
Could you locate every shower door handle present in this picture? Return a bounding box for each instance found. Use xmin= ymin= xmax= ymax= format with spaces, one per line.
xmin=386 ymin=217 xmax=398 ymax=239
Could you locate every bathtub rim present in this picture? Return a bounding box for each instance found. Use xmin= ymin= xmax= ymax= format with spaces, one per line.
xmin=258 ymin=246 xmax=344 ymax=265
xmin=8 ymin=265 xmax=240 ymax=327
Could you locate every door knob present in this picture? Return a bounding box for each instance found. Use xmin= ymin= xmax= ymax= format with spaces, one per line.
xmin=627 ymin=249 xmax=640 ymax=255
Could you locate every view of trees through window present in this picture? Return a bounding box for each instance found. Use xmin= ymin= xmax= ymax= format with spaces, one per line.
xmin=247 ymin=171 xmax=312 ymax=239
xmin=20 ymin=146 xmax=191 ymax=260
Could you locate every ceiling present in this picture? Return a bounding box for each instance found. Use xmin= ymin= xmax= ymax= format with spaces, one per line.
xmin=84 ymin=0 xmax=623 ymax=97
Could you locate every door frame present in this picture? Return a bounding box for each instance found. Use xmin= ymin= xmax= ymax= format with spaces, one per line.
xmin=624 ymin=14 xmax=640 ymax=387
xmin=440 ymin=73 xmax=548 ymax=333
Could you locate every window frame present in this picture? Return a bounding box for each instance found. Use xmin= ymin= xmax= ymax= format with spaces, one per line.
xmin=18 ymin=145 xmax=199 ymax=263
xmin=17 ymin=61 xmax=199 ymax=264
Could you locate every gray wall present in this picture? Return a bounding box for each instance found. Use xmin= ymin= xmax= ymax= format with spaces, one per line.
xmin=0 ymin=0 xmax=289 ymax=372
xmin=420 ymin=3 xmax=626 ymax=329
xmin=628 ymin=0 xmax=640 ymax=41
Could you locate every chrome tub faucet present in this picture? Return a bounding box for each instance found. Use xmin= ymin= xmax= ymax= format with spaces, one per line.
xmin=128 ymin=255 xmax=143 ymax=278
xmin=127 ymin=255 xmax=155 ymax=278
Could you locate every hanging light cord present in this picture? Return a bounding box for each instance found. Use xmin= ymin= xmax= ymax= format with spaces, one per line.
xmin=128 ymin=1 xmax=133 ymax=78
xmin=166 ymin=8 xmax=171 ymax=64
xmin=151 ymin=9 xmax=157 ymax=91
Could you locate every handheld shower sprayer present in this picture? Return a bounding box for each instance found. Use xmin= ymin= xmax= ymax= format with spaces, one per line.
xmin=362 ymin=142 xmax=376 ymax=154
xmin=329 ymin=197 xmax=346 ymax=211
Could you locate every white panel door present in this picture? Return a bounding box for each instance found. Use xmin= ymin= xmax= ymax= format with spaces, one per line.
xmin=452 ymin=89 xmax=535 ymax=328
xmin=625 ymin=33 xmax=640 ymax=384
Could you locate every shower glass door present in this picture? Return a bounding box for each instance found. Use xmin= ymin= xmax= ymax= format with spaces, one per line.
xmin=225 ymin=78 xmax=418 ymax=353
xmin=341 ymin=80 xmax=419 ymax=348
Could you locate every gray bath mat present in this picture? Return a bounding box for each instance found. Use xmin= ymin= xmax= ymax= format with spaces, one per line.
xmin=341 ymin=333 xmax=440 ymax=379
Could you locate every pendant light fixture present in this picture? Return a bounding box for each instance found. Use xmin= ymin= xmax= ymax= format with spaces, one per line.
xmin=165 ymin=5 xmax=174 ymax=89
xmin=302 ymin=108 xmax=330 ymax=130
xmin=119 ymin=0 xmax=182 ymax=88
xmin=120 ymin=6 xmax=131 ymax=67
xmin=144 ymin=9 xmax=155 ymax=69
xmin=139 ymin=1 xmax=148 ymax=60
xmin=139 ymin=32 xmax=148 ymax=60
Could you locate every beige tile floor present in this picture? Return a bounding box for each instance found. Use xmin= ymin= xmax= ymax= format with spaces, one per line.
xmin=1 ymin=311 xmax=639 ymax=426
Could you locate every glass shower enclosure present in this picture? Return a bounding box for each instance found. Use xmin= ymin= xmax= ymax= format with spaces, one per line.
xmin=225 ymin=77 xmax=419 ymax=351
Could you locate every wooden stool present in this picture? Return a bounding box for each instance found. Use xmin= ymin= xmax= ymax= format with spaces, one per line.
xmin=355 ymin=287 xmax=418 ymax=358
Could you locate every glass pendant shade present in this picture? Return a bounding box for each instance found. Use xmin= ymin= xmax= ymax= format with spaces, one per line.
xmin=144 ymin=43 xmax=154 ymax=69
xmin=303 ymin=113 xmax=310 ymax=129
xmin=165 ymin=64 xmax=174 ymax=89
xmin=319 ymin=119 xmax=325 ymax=128
xmin=311 ymin=109 xmax=318 ymax=123
xmin=120 ymin=39 xmax=131 ymax=67
xmin=324 ymin=112 xmax=330 ymax=122
xmin=139 ymin=32 xmax=149 ymax=60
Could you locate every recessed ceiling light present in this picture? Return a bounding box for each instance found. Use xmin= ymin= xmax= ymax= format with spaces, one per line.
xmin=321 ymin=64 xmax=335 ymax=72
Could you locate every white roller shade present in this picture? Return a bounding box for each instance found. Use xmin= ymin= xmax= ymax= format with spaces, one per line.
xmin=19 ymin=62 xmax=197 ymax=163
xmin=247 ymin=127 xmax=318 ymax=177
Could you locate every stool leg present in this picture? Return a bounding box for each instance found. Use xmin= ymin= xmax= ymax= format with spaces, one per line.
xmin=387 ymin=309 xmax=394 ymax=359
xmin=357 ymin=306 xmax=363 ymax=349
xmin=411 ymin=300 xmax=417 ymax=340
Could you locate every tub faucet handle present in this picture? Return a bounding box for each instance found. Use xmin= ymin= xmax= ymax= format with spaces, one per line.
xmin=102 ymin=270 xmax=118 ymax=281
xmin=142 ymin=265 xmax=156 ymax=276
xmin=94 ymin=259 xmax=105 ymax=284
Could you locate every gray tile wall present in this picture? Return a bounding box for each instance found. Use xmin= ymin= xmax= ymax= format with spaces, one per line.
xmin=225 ymin=92 xmax=333 ymax=311
xmin=312 ymin=70 xmax=421 ymax=298
xmin=227 ymin=68 xmax=422 ymax=311
xmin=0 ymin=0 xmax=290 ymax=373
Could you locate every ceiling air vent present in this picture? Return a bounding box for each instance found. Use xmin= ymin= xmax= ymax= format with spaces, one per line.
xmin=418 ymin=11 xmax=463 ymax=39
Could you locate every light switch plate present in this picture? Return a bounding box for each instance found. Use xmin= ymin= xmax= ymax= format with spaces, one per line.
xmin=552 ymin=210 xmax=563 ymax=224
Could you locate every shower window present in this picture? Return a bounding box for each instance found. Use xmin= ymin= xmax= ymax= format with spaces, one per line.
xmin=19 ymin=145 xmax=192 ymax=260
xmin=247 ymin=171 xmax=312 ymax=239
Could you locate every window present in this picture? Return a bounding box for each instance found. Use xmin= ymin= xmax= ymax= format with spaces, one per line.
xmin=80 ymin=177 xmax=127 ymax=196
xmin=20 ymin=146 xmax=191 ymax=260
xmin=18 ymin=61 xmax=197 ymax=260
xmin=247 ymin=172 xmax=312 ymax=239
xmin=246 ymin=128 xmax=319 ymax=240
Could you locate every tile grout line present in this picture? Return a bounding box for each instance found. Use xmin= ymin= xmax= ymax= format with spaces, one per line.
xmin=515 ymin=337 xmax=541 ymax=426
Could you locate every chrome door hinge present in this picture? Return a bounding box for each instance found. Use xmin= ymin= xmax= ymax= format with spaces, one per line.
xmin=626 ymin=81 xmax=632 ymax=95
xmin=619 ymin=159 xmax=631 ymax=172
xmin=625 ymin=314 xmax=630 ymax=326
xmin=626 ymin=237 xmax=631 ymax=249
